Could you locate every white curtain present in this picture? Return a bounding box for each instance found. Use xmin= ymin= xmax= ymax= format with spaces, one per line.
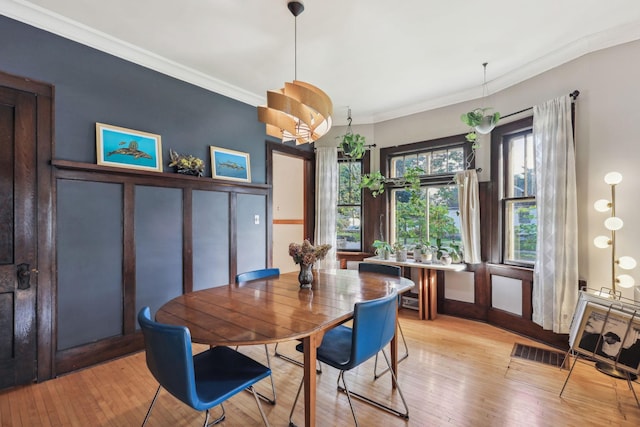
xmin=314 ymin=146 xmax=338 ymax=270
xmin=455 ymin=169 xmax=481 ymax=263
xmin=532 ymin=95 xmax=579 ymax=333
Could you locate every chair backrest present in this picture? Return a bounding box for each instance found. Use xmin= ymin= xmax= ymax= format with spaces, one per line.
xmin=138 ymin=307 xmax=198 ymax=407
xmin=235 ymin=268 xmax=280 ymax=283
xmin=348 ymin=290 xmax=398 ymax=369
xmin=358 ymin=262 xmax=401 ymax=277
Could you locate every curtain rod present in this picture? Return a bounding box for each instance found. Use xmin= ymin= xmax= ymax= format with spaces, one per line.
xmin=500 ymin=90 xmax=580 ymax=120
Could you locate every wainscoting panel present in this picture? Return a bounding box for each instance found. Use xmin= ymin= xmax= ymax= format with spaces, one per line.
xmin=192 ymin=190 xmax=230 ymax=290
xmin=236 ymin=193 xmax=267 ymax=274
xmin=492 ymin=275 xmax=523 ymax=316
xmin=56 ymin=180 xmax=124 ymax=350
xmin=134 ymin=186 xmax=183 ymax=319
xmin=444 ymin=271 xmax=475 ymax=303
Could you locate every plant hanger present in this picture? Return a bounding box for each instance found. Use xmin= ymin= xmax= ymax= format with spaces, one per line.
xmin=460 ymin=62 xmax=501 ymax=145
xmin=338 ymin=107 xmax=366 ymax=159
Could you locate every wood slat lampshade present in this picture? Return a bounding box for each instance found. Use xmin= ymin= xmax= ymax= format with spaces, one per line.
xmin=258 ymin=79 xmax=333 ymax=145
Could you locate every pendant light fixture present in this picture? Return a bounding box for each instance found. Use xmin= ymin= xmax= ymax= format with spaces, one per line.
xmin=258 ymin=1 xmax=333 ymax=145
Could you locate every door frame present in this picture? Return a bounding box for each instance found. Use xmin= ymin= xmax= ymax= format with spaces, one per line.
xmin=0 ymin=70 xmax=55 ymax=382
xmin=266 ymin=141 xmax=315 ymax=267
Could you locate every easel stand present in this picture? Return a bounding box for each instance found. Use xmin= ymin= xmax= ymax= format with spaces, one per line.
xmin=560 ymin=350 xmax=639 ymax=408
xmin=560 ymin=290 xmax=640 ymax=408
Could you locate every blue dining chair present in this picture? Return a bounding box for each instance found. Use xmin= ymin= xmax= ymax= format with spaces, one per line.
xmin=137 ymin=307 xmax=271 ymax=426
xmin=357 ymin=262 xmax=409 ymax=379
xmin=235 ymin=268 xmax=280 ymax=404
xmin=288 ymin=291 xmax=409 ymax=426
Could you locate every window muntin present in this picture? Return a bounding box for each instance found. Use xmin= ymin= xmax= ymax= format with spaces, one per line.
xmin=337 ymin=160 xmax=362 ymax=251
xmin=502 ymin=130 xmax=536 ymax=265
xmin=390 ymin=146 xmax=465 ymax=179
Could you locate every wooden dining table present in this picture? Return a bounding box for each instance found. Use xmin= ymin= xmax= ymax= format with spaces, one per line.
xmin=155 ymin=268 xmax=414 ymax=427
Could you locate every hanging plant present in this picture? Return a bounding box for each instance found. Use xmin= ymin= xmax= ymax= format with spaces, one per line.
xmin=337 ymin=108 xmax=366 ymax=160
xmin=360 ymin=170 xmax=386 ymax=197
xmin=460 ymin=64 xmax=501 ymax=147
xmin=339 ymin=132 xmax=367 ymax=159
xmin=461 ymin=108 xmax=500 ymax=144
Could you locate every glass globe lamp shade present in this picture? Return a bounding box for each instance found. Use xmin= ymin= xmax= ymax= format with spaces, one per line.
xmin=604 ymin=216 xmax=623 ymax=231
xmin=618 ymin=256 xmax=637 ymax=270
xmin=604 ymin=172 xmax=623 ymax=185
xmin=474 ymin=116 xmax=496 ymax=134
xmin=593 ymin=199 xmax=611 ymax=212
xmin=616 ymin=274 xmax=635 ymax=288
xmin=593 ymin=235 xmax=611 ymax=248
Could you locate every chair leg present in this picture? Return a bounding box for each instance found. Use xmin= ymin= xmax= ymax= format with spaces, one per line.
xmin=374 ymin=320 xmax=409 ymax=380
xmin=259 ymin=344 xmax=277 ymax=405
xmin=237 ymin=344 xmax=277 ymax=405
xmin=338 ymin=371 xmax=360 ymax=426
xmin=337 ymin=349 xmax=409 ymax=420
xmin=288 ymin=375 xmax=305 ymax=427
xmin=205 ymin=404 xmax=226 ymax=426
xmin=248 ymin=386 xmax=272 ymax=427
xmin=141 ymin=385 xmax=162 ymax=427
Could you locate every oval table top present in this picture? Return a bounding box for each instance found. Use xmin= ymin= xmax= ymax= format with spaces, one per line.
xmin=155 ymin=268 xmax=414 ymax=346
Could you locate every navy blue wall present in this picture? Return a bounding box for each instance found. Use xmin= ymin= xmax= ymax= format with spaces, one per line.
xmin=0 ymin=15 xmax=268 ymax=181
xmin=1 ymin=15 xmax=274 ymax=355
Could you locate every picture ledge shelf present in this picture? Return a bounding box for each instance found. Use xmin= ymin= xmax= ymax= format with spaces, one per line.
xmin=51 ymin=159 xmax=270 ymax=190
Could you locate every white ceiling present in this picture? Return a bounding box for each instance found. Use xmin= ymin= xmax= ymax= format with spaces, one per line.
xmin=3 ymin=0 xmax=640 ymax=125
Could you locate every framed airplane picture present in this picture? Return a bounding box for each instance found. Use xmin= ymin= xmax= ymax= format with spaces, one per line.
xmin=96 ymin=123 xmax=163 ymax=172
xmin=210 ymin=146 xmax=251 ymax=182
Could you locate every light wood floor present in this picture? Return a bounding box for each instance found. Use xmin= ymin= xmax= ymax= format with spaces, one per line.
xmin=1 ymin=313 xmax=639 ymax=426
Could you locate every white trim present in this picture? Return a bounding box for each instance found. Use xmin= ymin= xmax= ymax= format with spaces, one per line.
xmin=0 ymin=0 xmax=264 ymax=106
xmin=3 ymin=0 xmax=640 ymax=123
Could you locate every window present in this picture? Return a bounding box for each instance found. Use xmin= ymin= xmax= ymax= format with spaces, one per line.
xmin=383 ymin=137 xmax=469 ymax=253
xmin=501 ymin=129 xmax=536 ymax=264
xmin=490 ymin=116 xmax=537 ymax=266
xmin=337 ymin=158 xmax=362 ymax=251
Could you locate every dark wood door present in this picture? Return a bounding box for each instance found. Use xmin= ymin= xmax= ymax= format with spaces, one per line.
xmin=0 ymin=86 xmax=38 ymax=388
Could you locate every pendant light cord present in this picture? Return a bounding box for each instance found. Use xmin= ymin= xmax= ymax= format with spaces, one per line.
xmin=294 ymin=14 xmax=298 ymax=80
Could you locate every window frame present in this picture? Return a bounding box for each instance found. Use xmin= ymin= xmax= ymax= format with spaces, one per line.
xmin=380 ymin=134 xmax=473 ymax=249
xmin=336 ymin=151 xmax=370 ymax=253
xmin=490 ymin=117 xmax=535 ymax=267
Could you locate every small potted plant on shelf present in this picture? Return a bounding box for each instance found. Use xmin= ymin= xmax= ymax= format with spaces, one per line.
xmin=413 ymin=242 xmax=429 ymax=263
xmin=448 ymin=243 xmax=463 ymax=263
xmin=168 ymin=149 xmax=205 ymax=176
xmin=372 ymin=240 xmax=392 ymax=260
xmin=393 ymin=242 xmax=407 ymax=262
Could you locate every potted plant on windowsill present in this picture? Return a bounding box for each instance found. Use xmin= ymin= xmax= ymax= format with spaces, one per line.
xmin=393 ymin=242 xmax=408 ymax=262
xmin=413 ymin=242 xmax=432 ymax=263
xmin=372 ymin=240 xmax=392 ymax=260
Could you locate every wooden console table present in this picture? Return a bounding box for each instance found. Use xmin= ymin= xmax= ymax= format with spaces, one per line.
xmin=363 ymin=256 xmax=466 ymax=320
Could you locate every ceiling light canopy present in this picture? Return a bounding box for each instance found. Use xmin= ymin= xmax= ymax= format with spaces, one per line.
xmin=257 ymin=1 xmax=333 ymax=145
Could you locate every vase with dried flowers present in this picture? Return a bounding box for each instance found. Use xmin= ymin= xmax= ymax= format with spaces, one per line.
xmin=288 ymin=239 xmax=331 ymax=288
xmin=168 ymin=149 xmax=205 ymax=176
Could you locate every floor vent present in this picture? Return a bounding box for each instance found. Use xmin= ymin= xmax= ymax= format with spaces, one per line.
xmin=511 ymin=343 xmax=568 ymax=369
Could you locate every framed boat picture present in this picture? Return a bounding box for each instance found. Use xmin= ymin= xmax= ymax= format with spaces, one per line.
xmin=210 ymin=146 xmax=251 ymax=182
xmin=96 ymin=123 xmax=163 ymax=172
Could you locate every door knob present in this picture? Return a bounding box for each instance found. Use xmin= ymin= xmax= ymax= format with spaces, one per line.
xmin=17 ymin=263 xmax=38 ymax=290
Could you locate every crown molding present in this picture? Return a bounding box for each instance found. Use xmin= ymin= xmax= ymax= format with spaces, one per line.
xmin=3 ymin=1 xmax=640 ymax=124
xmin=1 ymin=0 xmax=265 ymax=106
xmin=370 ymin=20 xmax=640 ymax=124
